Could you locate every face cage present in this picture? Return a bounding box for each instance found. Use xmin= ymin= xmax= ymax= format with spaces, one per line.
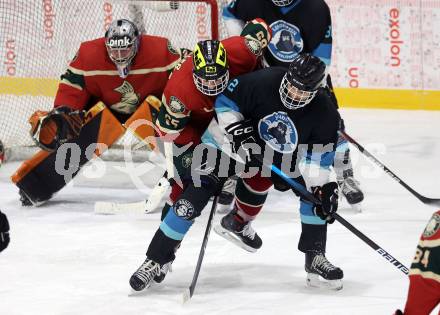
xmin=106 ymin=42 xmax=137 ymax=66
xmin=271 ymin=0 xmax=295 ymax=7
xmin=193 ymin=71 xmax=230 ymax=96
xmin=279 ymin=76 xmax=317 ymax=110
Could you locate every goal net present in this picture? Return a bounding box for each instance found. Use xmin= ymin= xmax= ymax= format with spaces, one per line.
xmin=0 ymin=0 xmax=229 ymax=161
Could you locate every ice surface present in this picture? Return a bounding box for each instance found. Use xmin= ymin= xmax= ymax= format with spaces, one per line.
xmin=0 ymin=108 xmax=439 ymax=315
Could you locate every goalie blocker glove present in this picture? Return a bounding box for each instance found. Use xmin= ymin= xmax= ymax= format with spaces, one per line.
xmin=311 ymin=182 xmax=339 ymax=223
xmin=0 ymin=210 xmax=10 ymax=252
xmin=29 ymin=106 xmax=85 ymax=152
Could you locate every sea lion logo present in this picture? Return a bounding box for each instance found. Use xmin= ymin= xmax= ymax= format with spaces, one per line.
xmin=111 ymin=81 xmax=140 ymax=114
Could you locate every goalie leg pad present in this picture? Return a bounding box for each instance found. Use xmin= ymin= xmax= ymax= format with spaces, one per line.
xmin=11 ymin=103 xmax=124 ymax=204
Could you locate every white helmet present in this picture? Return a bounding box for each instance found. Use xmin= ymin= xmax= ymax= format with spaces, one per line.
xmin=105 ymin=19 xmax=140 ymax=67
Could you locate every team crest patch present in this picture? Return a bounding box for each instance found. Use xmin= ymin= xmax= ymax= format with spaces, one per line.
xmin=258 ymin=111 xmax=298 ymax=153
xmin=169 ymin=96 xmax=185 ymax=113
xmin=174 ymin=199 xmax=194 ymax=219
xmin=268 ymin=20 xmax=304 ymax=62
xmin=423 ymin=212 xmax=440 ymax=238
xmin=244 ymin=38 xmax=262 ymax=56
xmin=181 ymin=152 xmax=193 ymax=169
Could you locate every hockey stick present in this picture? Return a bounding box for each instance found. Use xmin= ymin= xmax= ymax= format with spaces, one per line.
xmin=182 ymin=195 xmax=219 ymax=303
xmin=339 ymin=130 xmax=440 ymax=207
xmin=94 ymin=171 xmax=170 ymax=215
xmin=267 ymin=162 xmax=409 ymax=275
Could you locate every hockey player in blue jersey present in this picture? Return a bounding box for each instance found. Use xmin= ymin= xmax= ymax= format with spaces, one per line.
xmin=222 ymin=0 xmax=364 ymax=208
xmin=129 ymin=54 xmax=344 ymax=291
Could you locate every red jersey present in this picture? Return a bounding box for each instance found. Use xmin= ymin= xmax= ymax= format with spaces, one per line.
xmin=402 ymin=210 xmax=440 ymax=315
xmin=156 ymin=36 xmax=261 ymax=145
xmin=54 ymin=35 xmax=181 ymax=117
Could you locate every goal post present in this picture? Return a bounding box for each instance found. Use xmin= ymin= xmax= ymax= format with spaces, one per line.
xmin=0 ymin=0 xmax=229 ymax=161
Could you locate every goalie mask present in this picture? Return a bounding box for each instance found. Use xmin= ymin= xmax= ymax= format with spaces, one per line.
xmin=105 ymin=19 xmax=140 ymax=68
xmin=279 ymin=53 xmax=326 ymax=110
xmin=270 ymin=0 xmax=299 ymax=7
xmin=192 ymin=40 xmax=229 ymax=96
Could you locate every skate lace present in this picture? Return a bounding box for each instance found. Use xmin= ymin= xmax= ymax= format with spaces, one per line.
xmin=134 ymin=259 xmax=161 ymax=283
xmin=312 ymin=255 xmax=336 ymax=273
xmin=341 ymin=176 xmax=361 ymax=194
xmin=240 ymin=222 xmax=256 ymax=240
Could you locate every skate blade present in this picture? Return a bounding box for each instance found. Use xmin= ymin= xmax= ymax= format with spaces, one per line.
xmin=306 ymin=273 xmax=343 ymax=291
xmin=213 ymin=225 xmax=257 ymax=253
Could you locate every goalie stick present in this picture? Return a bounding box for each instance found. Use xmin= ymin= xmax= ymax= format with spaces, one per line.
xmin=182 ymin=196 xmax=219 ymax=303
xmin=339 ymin=130 xmax=440 ymax=207
xmin=94 ymin=171 xmax=170 ymax=215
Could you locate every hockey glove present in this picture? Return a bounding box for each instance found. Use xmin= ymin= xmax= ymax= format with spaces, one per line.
xmin=29 ymin=106 xmax=85 ymax=152
xmin=311 ymin=182 xmax=339 ymax=223
xmin=225 ymin=119 xmax=257 ymax=153
xmin=0 ymin=210 xmax=10 ymax=252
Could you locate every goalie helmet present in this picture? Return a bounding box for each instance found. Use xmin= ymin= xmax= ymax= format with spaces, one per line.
xmin=192 ymin=40 xmax=229 ymax=96
xmin=279 ymin=53 xmax=326 ymax=110
xmin=270 ymin=0 xmax=299 ymax=7
xmin=105 ymin=19 xmax=140 ymax=67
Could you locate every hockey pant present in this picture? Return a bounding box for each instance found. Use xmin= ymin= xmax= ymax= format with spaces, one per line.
xmin=11 ymin=99 xmax=159 ymax=204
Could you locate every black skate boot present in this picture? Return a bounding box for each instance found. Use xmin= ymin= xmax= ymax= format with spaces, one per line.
xmin=217 ymin=176 xmax=238 ymax=213
xmin=214 ymin=210 xmax=262 ymax=252
xmin=305 ymin=251 xmax=343 ymax=290
xmin=129 ymin=257 xmax=169 ymax=291
xmin=338 ymin=169 xmax=364 ymax=210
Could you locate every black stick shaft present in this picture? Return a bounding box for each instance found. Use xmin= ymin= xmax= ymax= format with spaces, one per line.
xmin=188 ymin=196 xmax=219 ymax=299
xmin=339 ymin=130 xmax=440 ymax=207
xmin=268 ymin=163 xmax=409 ymax=275
xmin=332 ymin=213 xmax=409 ymax=275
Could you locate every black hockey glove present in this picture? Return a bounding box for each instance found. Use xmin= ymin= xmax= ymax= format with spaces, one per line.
xmin=0 ymin=210 xmax=10 ymax=252
xmin=225 ymin=119 xmax=257 ymax=154
xmin=29 ymin=106 xmax=85 ymax=152
xmin=311 ymin=182 xmax=339 ymax=223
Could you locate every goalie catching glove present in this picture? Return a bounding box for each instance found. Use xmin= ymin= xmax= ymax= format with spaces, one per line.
xmin=29 ymin=106 xmax=85 ymax=152
xmin=311 ymin=182 xmax=339 ymax=223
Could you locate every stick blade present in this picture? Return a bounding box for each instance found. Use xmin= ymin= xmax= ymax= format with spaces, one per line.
xmin=182 ymin=288 xmax=192 ymax=304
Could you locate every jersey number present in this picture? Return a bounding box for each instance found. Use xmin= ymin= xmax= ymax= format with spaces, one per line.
xmin=413 ymin=247 xmax=430 ymax=268
xmin=165 ymin=114 xmax=179 ymax=129
xmin=227 ymin=79 xmax=239 ymax=92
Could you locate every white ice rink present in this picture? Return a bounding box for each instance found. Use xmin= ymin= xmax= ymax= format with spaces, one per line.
xmin=0 ymin=108 xmax=439 ymax=315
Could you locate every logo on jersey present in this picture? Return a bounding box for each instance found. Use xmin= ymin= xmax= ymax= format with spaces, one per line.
xmin=111 ymin=81 xmax=140 ymax=114
xmin=268 ymin=20 xmax=303 ymax=63
xmin=168 ymin=96 xmax=185 ymax=113
xmin=174 ymin=199 xmax=195 ymax=219
xmin=244 ymin=38 xmax=262 ymax=56
xmin=258 ymin=111 xmax=298 ymax=153
xmin=423 ymin=212 xmax=440 ymax=238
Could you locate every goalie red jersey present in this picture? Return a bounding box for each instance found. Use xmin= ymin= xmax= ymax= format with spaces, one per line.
xmin=400 ymin=210 xmax=440 ymax=314
xmin=54 ymin=35 xmax=181 ymax=116
xmin=156 ymin=36 xmax=262 ymax=145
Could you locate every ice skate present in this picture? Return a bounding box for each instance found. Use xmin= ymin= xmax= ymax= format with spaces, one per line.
xmin=217 ymin=176 xmax=238 ymax=213
xmin=338 ymin=170 xmax=364 ymax=211
xmin=129 ymin=257 xmax=170 ymax=292
xmin=214 ymin=210 xmax=262 ymax=252
xmin=305 ymin=252 xmax=343 ymax=290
